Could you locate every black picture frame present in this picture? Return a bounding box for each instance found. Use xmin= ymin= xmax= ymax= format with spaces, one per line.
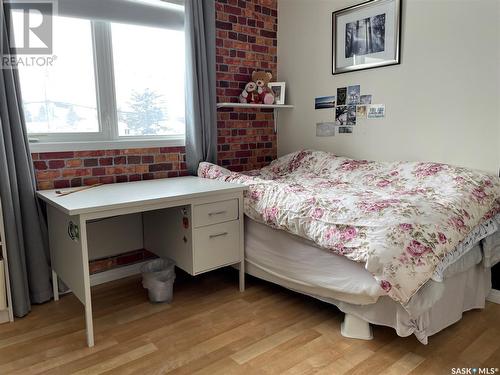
xmin=332 ymin=0 xmax=402 ymax=75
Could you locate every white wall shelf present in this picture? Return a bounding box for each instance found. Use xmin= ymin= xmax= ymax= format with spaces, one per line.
xmin=216 ymin=103 xmax=294 ymax=133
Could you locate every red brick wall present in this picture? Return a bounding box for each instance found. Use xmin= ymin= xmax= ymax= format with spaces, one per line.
xmin=216 ymin=0 xmax=278 ymax=171
xmin=32 ymin=147 xmax=187 ymax=190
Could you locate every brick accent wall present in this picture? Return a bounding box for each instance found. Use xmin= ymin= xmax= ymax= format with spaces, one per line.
xmin=32 ymin=147 xmax=187 ymax=190
xmin=215 ymin=0 xmax=278 ymax=171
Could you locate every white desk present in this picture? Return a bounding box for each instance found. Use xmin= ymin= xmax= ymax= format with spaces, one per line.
xmin=37 ymin=176 xmax=247 ymax=347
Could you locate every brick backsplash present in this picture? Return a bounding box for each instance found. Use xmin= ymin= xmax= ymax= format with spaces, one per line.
xmin=33 ymin=0 xmax=278 ymax=275
xmin=215 ymin=0 xmax=278 ymax=171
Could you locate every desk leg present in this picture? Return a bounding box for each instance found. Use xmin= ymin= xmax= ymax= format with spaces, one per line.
xmin=52 ymin=270 xmax=59 ymax=301
xmin=238 ymin=194 xmax=245 ymax=292
xmin=84 ymin=299 xmax=95 ymax=347
xmin=79 ymin=216 xmax=94 ymax=348
xmin=239 ymin=260 xmax=245 ymax=292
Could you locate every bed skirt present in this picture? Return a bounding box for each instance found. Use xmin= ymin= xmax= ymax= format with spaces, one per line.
xmin=246 ymin=259 xmax=491 ymax=344
xmin=244 ymin=217 xmax=497 ymax=344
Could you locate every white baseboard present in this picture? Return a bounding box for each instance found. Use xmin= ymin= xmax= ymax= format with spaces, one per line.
xmin=90 ymin=260 xmax=150 ymax=287
xmin=487 ymin=289 xmax=500 ymax=304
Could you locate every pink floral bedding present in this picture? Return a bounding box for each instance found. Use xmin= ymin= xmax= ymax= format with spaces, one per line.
xmin=198 ymin=150 xmax=500 ymax=304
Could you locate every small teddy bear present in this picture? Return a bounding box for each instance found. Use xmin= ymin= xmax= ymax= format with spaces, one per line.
xmin=239 ymin=81 xmax=261 ymax=104
xmin=252 ymin=70 xmax=275 ymax=105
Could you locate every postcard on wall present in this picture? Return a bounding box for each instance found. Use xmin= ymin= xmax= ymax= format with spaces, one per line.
xmin=347 ymin=105 xmax=356 ymax=125
xmin=315 ymin=96 xmax=335 ymax=109
xmin=347 ymin=85 xmax=360 ymax=105
xmin=338 ymin=126 xmax=353 ymax=134
xmin=356 ymin=105 xmax=368 ymax=119
xmin=359 ymin=95 xmax=372 ymax=104
xmin=316 ymin=122 xmax=336 ymax=137
xmin=367 ymin=104 xmax=386 ymax=119
xmin=335 ymin=105 xmax=348 ymax=125
xmin=336 ymin=87 xmax=347 ymax=106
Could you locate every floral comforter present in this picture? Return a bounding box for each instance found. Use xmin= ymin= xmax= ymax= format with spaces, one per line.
xmin=198 ymin=150 xmax=500 ymax=304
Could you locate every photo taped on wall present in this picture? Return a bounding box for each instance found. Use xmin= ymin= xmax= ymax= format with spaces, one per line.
xmin=356 ymin=105 xmax=367 ymax=118
xmin=360 ymin=95 xmax=372 ymax=104
xmin=347 ymin=85 xmax=360 ymax=105
xmin=316 ymin=122 xmax=336 ymax=137
xmin=337 ymin=87 xmax=347 ymax=106
xmin=347 ymin=105 xmax=357 ymax=125
xmin=338 ymin=126 xmax=353 ymax=134
xmin=315 ymin=96 xmax=336 ymax=109
xmin=335 ymin=105 xmax=348 ymax=125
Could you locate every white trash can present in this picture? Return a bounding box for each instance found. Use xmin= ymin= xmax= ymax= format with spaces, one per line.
xmin=141 ymin=258 xmax=176 ymax=303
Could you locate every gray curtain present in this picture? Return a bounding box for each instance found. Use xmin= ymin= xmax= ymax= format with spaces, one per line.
xmin=185 ymin=0 xmax=217 ymax=174
xmin=0 ymin=3 xmax=52 ymax=317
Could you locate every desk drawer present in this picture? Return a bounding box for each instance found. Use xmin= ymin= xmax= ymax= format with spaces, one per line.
xmin=193 ymin=220 xmax=240 ymax=273
xmin=193 ymin=199 xmax=238 ymax=228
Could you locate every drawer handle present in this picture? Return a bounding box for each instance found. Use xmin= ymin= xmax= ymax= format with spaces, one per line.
xmin=208 ymin=210 xmax=227 ymax=216
xmin=209 ymin=232 xmax=228 ymax=239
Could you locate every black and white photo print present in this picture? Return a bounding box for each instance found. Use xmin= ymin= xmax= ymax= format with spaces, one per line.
xmin=335 ymin=105 xmax=348 ymax=125
xmin=347 ymin=105 xmax=357 ymax=125
xmin=345 ymin=14 xmax=385 ymax=58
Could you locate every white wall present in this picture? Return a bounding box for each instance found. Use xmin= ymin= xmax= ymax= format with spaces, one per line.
xmin=277 ymin=0 xmax=500 ymax=174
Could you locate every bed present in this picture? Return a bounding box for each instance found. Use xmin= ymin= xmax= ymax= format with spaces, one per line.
xmin=198 ymin=150 xmax=500 ymax=343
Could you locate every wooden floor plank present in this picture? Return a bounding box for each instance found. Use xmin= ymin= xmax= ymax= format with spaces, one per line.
xmin=0 ymin=269 xmax=498 ymax=375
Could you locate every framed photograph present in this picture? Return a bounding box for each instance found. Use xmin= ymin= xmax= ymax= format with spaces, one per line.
xmin=268 ymin=82 xmax=286 ymax=105
xmin=332 ymin=0 xmax=402 ymax=75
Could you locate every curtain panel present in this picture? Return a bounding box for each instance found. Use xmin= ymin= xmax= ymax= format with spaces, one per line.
xmin=184 ymin=0 xmax=217 ymax=174
xmin=0 ymin=2 xmax=52 ymax=317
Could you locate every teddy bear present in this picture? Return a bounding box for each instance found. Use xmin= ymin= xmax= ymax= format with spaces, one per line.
xmin=252 ymin=70 xmax=275 ymax=105
xmin=239 ymin=81 xmax=261 ymax=104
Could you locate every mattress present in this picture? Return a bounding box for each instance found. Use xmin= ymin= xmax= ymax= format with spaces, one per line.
xmin=245 ymin=217 xmax=490 ymax=307
xmin=245 ymin=217 xmax=383 ymax=305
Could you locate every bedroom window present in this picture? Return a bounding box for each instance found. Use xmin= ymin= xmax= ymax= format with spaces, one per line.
xmin=111 ymin=23 xmax=185 ymax=138
xmin=10 ymin=1 xmax=185 ymax=150
xmin=15 ymin=16 xmax=99 ymax=137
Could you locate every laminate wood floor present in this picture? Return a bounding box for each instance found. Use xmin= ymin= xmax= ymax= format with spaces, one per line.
xmin=0 ymin=269 xmax=499 ymax=375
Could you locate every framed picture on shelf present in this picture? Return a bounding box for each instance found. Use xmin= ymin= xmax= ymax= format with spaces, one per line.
xmin=269 ymin=82 xmax=286 ymax=105
xmin=332 ymin=0 xmax=402 ymax=75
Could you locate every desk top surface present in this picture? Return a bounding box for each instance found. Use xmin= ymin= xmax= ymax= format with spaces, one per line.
xmin=37 ymin=176 xmax=246 ymax=216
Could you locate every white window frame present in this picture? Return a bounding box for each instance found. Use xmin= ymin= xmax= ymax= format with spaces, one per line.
xmin=27 ymin=17 xmax=185 ymax=152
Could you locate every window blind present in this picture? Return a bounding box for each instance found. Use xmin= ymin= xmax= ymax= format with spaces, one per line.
xmin=55 ymin=0 xmax=184 ymax=30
